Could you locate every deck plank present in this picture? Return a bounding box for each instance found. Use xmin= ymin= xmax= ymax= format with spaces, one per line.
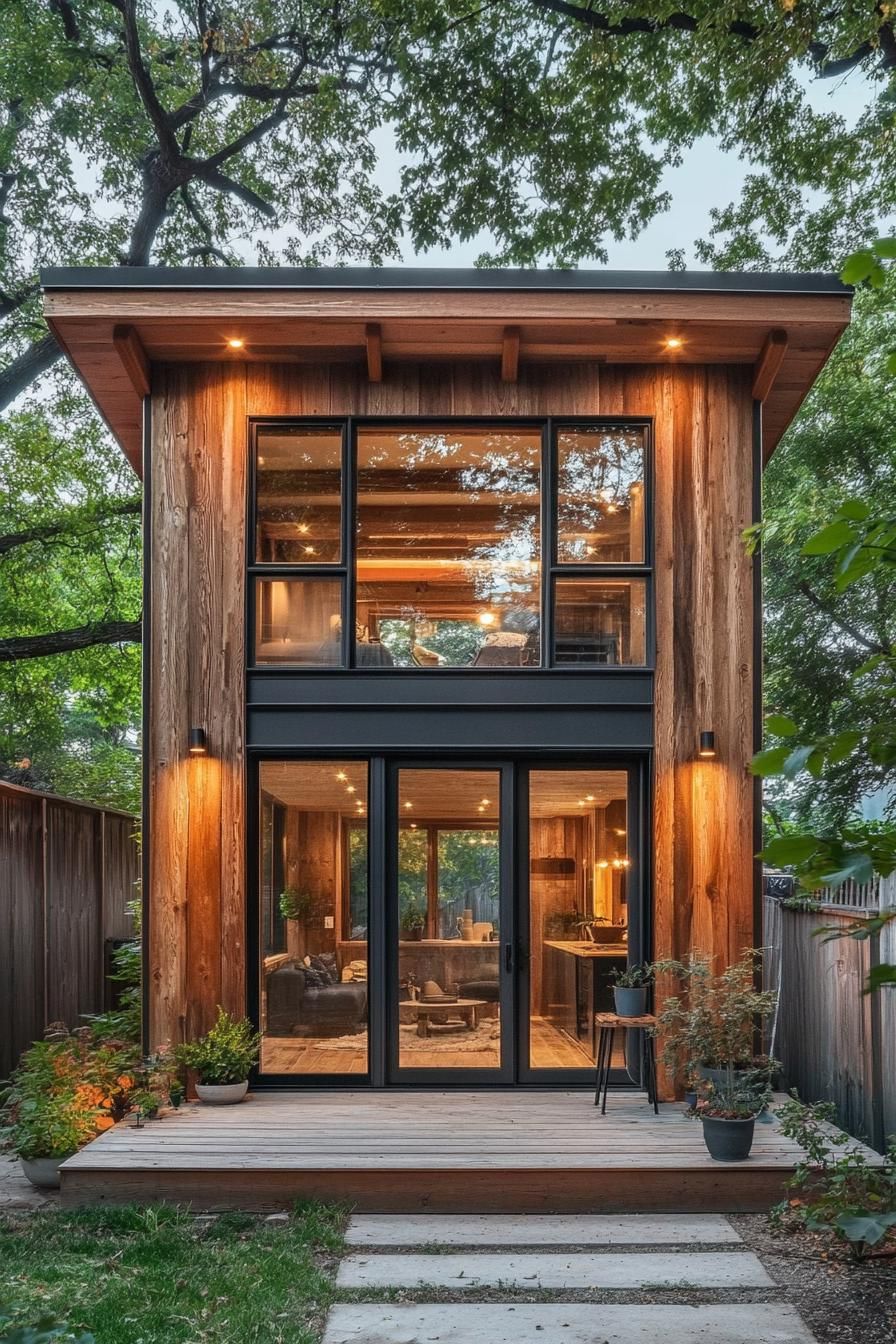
xmin=60 ymin=1090 xmax=878 ymax=1213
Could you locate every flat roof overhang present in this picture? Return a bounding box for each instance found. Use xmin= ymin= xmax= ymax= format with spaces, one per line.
xmin=40 ymin=267 xmax=852 ymax=477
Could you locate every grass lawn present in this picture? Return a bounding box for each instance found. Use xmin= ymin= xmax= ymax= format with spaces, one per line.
xmin=0 ymin=1203 xmax=347 ymax=1343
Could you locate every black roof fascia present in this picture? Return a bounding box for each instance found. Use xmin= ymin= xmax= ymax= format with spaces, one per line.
xmin=39 ymin=266 xmax=850 ymax=296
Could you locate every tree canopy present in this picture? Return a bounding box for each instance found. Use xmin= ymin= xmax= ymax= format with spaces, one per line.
xmin=2 ymin=0 xmax=896 ymax=805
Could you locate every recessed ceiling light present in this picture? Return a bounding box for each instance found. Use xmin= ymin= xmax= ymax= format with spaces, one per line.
xmin=404 ymin=801 xmax=413 ymax=809
xmin=478 ymin=611 xmax=496 ymax=626
xmin=346 ymin=785 xmax=356 ymax=794
xmin=335 ymin=771 xmax=347 ymax=782
xmin=665 ymin=336 xmax=683 ymax=350
xmin=585 ymin=794 xmax=595 ymax=802
xmin=227 ymin=337 xmax=244 ymax=349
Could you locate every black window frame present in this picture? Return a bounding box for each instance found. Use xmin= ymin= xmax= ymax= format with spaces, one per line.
xmin=247 ymin=416 xmax=654 ymax=672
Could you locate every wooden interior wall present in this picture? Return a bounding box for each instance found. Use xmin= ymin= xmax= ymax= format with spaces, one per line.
xmin=148 ymin=360 xmax=756 ymax=1055
xmin=529 ymin=815 xmax=586 ymax=1014
xmin=283 ymin=810 xmax=339 ymax=960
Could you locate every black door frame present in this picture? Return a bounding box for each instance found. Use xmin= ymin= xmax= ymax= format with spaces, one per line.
xmin=248 ymin=749 xmax=650 ymax=1090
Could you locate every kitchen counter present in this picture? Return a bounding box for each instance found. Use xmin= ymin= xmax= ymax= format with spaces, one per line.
xmin=543 ymin=940 xmax=628 ymax=958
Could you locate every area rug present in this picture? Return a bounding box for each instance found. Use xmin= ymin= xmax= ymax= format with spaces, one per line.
xmin=316 ymin=1021 xmax=500 ymax=1053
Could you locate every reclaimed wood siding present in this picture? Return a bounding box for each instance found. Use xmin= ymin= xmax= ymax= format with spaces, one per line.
xmin=148 ymin=361 xmax=756 ymax=1059
xmin=0 ymin=782 xmax=138 ymax=1077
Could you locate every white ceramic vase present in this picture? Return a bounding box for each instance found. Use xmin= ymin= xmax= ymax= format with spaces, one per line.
xmin=195 ymin=1080 xmax=249 ymax=1105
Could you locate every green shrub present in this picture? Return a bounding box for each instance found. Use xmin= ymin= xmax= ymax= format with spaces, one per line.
xmin=175 ymin=1009 xmax=261 ymax=1085
xmin=774 ymin=1095 xmax=896 ymax=1259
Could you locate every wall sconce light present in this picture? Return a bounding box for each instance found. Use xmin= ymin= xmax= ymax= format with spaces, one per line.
xmin=189 ymin=727 xmax=207 ymax=755
xmin=698 ymin=730 xmax=716 ymax=759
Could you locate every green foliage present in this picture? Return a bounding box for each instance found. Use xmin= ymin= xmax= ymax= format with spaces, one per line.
xmin=0 ymin=396 xmax=141 ymax=810
xmin=651 ymin=951 xmax=776 ymax=1084
xmin=0 ymin=1202 xmax=345 ymax=1344
xmin=86 ymin=900 xmax=142 ymax=1046
xmin=278 ymin=888 xmax=317 ymax=922
xmin=698 ymin=1072 xmax=771 ymax=1121
xmin=773 ymin=1096 xmax=896 ymax=1260
xmin=2 ymin=1028 xmax=138 ymax=1161
xmin=609 ymin=962 xmax=653 ymax=989
xmin=175 ymin=1008 xmax=261 ymax=1085
xmin=399 ymin=902 xmax=425 ymax=936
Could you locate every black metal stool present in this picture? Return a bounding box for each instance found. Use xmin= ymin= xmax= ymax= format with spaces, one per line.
xmin=594 ymin=1011 xmax=659 ymax=1114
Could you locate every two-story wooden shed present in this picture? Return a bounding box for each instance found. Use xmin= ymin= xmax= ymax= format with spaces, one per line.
xmin=42 ymin=267 xmax=850 ymax=1100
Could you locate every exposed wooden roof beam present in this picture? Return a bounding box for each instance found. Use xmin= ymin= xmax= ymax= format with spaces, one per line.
xmin=112 ymin=324 xmax=150 ymax=399
xmin=752 ymin=329 xmax=788 ymax=402
xmin=365 ymin=322 xmax=382 ymax=382
xmin=501 ymin=325 xmax=520 ymax=382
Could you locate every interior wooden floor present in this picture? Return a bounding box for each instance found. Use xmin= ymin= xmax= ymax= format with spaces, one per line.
xmin=59 ymin=1090 xmax=874 ymax=1214
xmin=260 ymin=1016 xmax=607 ymax=1074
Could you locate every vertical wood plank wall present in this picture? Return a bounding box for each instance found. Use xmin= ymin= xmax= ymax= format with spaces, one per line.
xmin=148 ymin=361 xmax=756 ymax=1065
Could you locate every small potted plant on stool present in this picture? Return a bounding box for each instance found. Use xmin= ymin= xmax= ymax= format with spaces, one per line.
xmin=610 ymin=963 xmax=653 ymax=1017
xmin=176 ymin=1007 xmax=261 ymax=1105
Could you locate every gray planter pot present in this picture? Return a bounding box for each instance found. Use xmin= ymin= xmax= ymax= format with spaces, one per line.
xmin=20 ymin=1154 xmax=72 ymax=1189
xmin=701 ymin=1115 xmax=755 ymax=1162
xmin=195 ymin=1080 xmax=249 ymax=1105
xmin=613 ymin=986 xmax=648 ymax=1017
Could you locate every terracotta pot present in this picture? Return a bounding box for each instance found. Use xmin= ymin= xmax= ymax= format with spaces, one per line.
xmin=195 ymin=1080 xmax=249 ymax=1105
xmin=20 ymin=1154 xmax=72 ymax=1189
xmin=701 ymin=1115 xmax=755 ymax=1162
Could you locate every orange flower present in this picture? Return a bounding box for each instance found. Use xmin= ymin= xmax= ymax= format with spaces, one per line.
xmin=117 ymin=1075 xmax=134 ymax=1090
xmin=94 ymin=1115 xmax=116 ymax=1132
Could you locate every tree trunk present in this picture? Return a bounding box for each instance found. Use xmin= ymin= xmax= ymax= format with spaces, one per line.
xmin=0 ymin=333 xmax=63 ymax=412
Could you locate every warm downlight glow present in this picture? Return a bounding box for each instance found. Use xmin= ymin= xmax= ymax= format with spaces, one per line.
xmin=227 ymin=337 xmax=244 ymax=349
xmin=664 ymin=336 xmax=683 ymax=350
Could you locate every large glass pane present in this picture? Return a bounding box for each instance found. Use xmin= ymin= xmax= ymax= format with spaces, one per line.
xmin=553 ymin=578 xmax=647 ymax=665
xmin=556 ymin=427 xmax=645 ymax=563
xmin=259 ymin=761 xmax=368 ymax=1075
xmin=357 ymin=426 xmax=541 ymax=668
xmin=528 ymin=769 xmax=629 ymax=1070
xmin=396 ymin=770 xmax=501 ymax=1069
xmin=255 ymin=425 xmax=342 ymax=563
xmin=254 ymin=577 xmax=343 ymax=665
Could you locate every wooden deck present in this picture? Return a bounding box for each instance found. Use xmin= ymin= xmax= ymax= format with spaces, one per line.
xmin=59 ymin=1090 xmax=853 ymax=1214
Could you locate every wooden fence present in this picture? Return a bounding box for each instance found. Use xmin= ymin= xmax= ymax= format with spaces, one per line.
xmin=0 ymin=780 xmax=138 ymax=1078
xmin=764 ymin=874 xmax=896 ymax=1151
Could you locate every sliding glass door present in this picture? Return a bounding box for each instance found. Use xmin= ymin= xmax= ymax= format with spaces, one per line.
xmin=253 ymin=756 xmax=644 ymax=1086
xmin=387 ymin=764 xmax=513 ymax=1083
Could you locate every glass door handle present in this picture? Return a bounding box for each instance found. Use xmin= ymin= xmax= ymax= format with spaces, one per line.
xmin=504 ymin=942 xmax=513 ymax=974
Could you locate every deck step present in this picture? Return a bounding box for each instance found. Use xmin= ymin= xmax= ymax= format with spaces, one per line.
xmin=323 ymin=1303 xmax=817 ymax=1343
xmin=345 ymin=1213 xmax=742 ymax=1246
xmin=336 ymin=1249 xmax=772 ymax=1290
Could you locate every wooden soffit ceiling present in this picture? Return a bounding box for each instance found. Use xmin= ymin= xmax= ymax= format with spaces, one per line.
xmin=41 ymin=271 xmax=852 ymax=477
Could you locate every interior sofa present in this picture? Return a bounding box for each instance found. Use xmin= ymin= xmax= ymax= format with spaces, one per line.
xmin=266 ymin=959 xmax=368 ymax=1037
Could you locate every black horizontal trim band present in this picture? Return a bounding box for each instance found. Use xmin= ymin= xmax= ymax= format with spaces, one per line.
xmin=40 ymin=265 xmax=850 ymax=296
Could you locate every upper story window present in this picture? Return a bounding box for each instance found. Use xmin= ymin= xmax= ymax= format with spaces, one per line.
xmin=250 ymin=419 xmax=650 ymax=670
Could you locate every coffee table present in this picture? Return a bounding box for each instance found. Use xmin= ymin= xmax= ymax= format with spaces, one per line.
xmin=410 ymin=998 xmax=488 ymax=1038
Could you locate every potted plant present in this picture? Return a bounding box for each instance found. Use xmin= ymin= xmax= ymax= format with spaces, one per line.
xmin=279 ymin=886 xmax=317 ymax=922
xmin=610 ymin=963 xmax=653 ymax=1017
xmin=2 ymin=1032 xmax=131 ymax=1189
xmin=175 ymin=1008 xmax=261 ymax=1104
xmin=652 ymin=950 xmax=777 ymax=1095
xmin=400 ymin=903 xmax=425 ymax=941
xmin=696 ymin=1070 xmax=771 ymax=1162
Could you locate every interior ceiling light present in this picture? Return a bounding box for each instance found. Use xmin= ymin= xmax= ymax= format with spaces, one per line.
xmin=665 ymin=335 xmax=683 ymax=350
xmin=478 ymin=611 xmax=496 ymax=626
xmin=335 ymin=771 xmax=347 ymax=782
xmin=227 ymin=337 xmax=244 ymax=349
xmin=404 ymin=801 xmax=413 ymax=809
